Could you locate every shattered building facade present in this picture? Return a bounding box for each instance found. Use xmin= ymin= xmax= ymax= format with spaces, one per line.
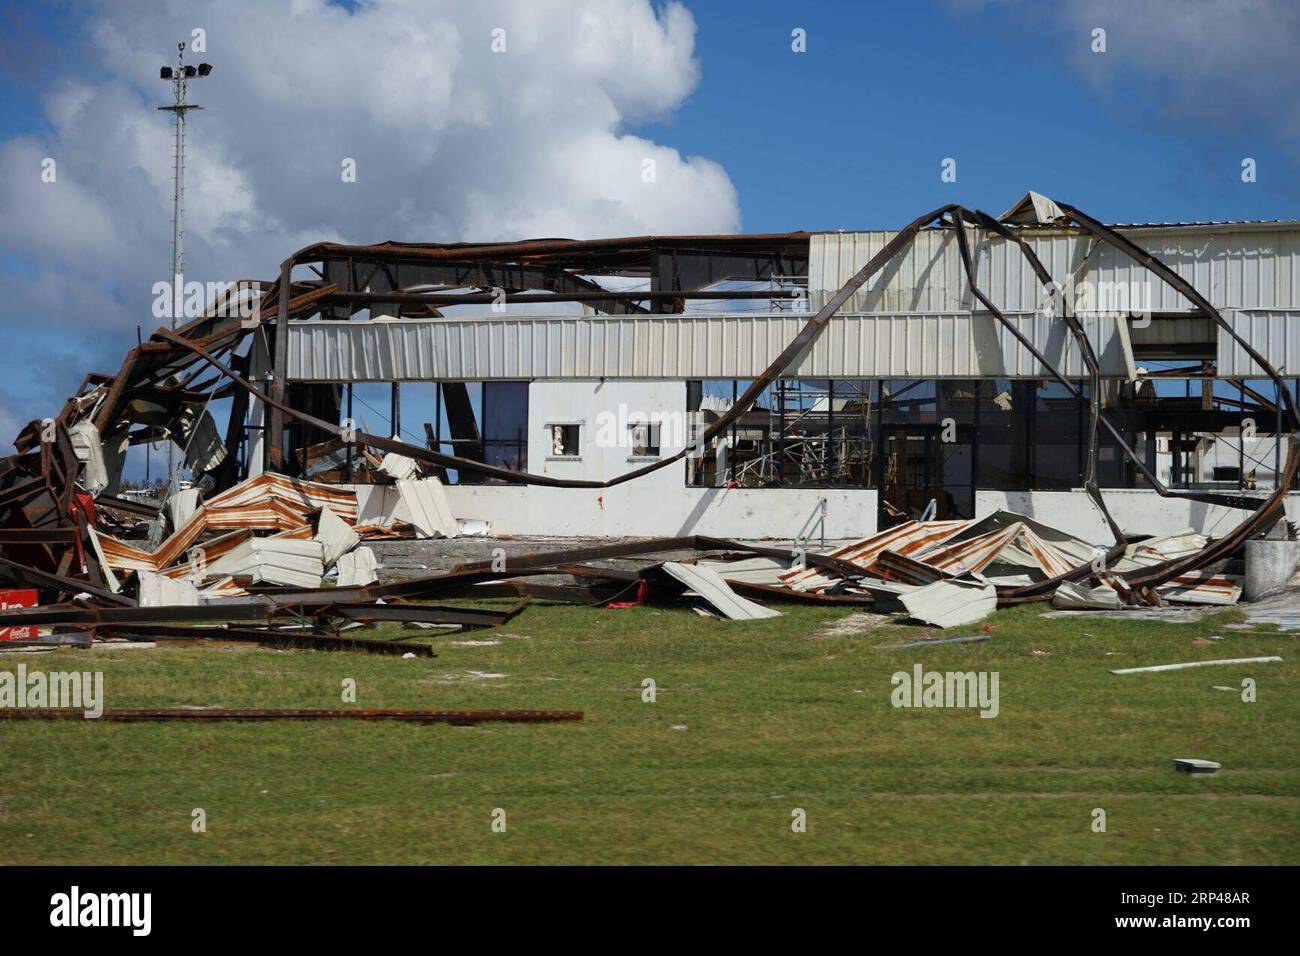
xmin=1 ymin=191 xmax=1297 ymax=631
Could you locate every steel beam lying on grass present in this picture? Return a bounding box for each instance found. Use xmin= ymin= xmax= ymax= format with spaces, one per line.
xmin=323 ymin=600 xmax=526 ymax=629
xmin=94 ymin=625 xmax=439 ymax=657
xmin=0 ymin=708 xmax=582 ymax=724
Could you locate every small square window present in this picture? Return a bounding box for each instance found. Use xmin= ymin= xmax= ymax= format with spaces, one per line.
xmin=549 ymin=423 xmax=581 ymax=457
xmin=629 ymin=422 xmax=660 ymax=457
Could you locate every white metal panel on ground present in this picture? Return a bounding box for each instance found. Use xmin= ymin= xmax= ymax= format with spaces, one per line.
xmin=1217 ymin=309 xmax=1300 ymax=376
xmin=898 ymin=578 xmax=997 ymax=628
xmin=396 ymin=477 xmax=459 ymax=539
xmin=314 ymin=506 xmax=360 ymax=570
xmin=287 ymin=311 xmax=1127 ymax=381
xmin=206 ymin=538 xmax=324 ymax=588
xmin=1053 ymin=581 xmax=1123 ymax=610
xmin=661 ymin=561 xmax=782 ymax=620
xmin=697 ymin=556 xmax=790 ymax=585
xmin=336 ymin=546 xmax=379 ymax=587
xmin=137 ymin=570 xmax=200 ymax=607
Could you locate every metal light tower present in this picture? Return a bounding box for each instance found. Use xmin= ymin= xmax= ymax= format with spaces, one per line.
xmin=159 ymin=43 xmax=212 ymax=488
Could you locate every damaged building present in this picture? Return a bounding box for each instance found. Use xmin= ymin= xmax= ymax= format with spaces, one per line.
xmin=0 ymin=191 xmax=1297 ymax=638
xmin=263 ymin=191 xmax=1300 ymax=542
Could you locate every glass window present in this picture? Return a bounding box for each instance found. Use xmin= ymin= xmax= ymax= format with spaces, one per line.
xmin=629 ymin=422 xmax=660 ymax=457
xmin=481 ymin=382 xmax=528 ymax=476
xmin=548 ymin=423 xmax=581 ymax=457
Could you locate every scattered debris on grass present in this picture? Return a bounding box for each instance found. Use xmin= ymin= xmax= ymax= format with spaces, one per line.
xmin=883 ymin=634 xmax=990 ymax=650
xmin=1110 ymin=656 xmax=1283 ymax=675
xmin=1173 ymin=758 xmax=1221 ymax=774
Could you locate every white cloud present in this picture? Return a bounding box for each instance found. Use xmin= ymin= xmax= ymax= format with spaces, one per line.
xmin=0 ymin=0 xmax=739 ymax=434
xmin=965 ymin=0 xmax=1300 ymax=139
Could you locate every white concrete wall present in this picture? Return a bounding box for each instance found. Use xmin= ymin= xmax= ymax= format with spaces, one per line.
xmin=443 ymin=483 xmax=877 ymax=539
xmin=975 ymin=489 xmax=1300 ymax=542
xmin=340 ymin=378 xmax=1300 ymax=542
xmin=526 ymin=380 xmax=687 ymax=485
xmin=352 ymin=481 xmax=1299 ymax=541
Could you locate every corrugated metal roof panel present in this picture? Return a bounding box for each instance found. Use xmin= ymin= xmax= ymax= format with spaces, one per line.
xmin=336 ymin=546 xmax=379 ymax=587
xmin=396 ymin=478 xmax=459 ymax=539
xmin=898 ymin=578 xmax=997 ymax=628
xmin=314 ymin=506 xmax=360 ymax=571
xmin=661 ymin=562 xmax=782 ymax=620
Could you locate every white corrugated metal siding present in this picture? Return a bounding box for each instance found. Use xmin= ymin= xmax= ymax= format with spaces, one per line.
xmin=1217 ymin=310 xmax=1300 ymax=376
xmin=286 ymin=312 xmax=1128 ymax=382
xmin=809 ymin=224 xmax=1300 ymax=314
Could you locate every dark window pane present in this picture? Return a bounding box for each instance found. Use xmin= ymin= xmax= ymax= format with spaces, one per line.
xmin=1032 ymin=381 xmax=1082 ymax=489
xmin=548 ymin=424 xmax=580 ymax=457
xmin=976 ymin=380 xmax=1030 ymax=490
xmin=482 ymin=382 xmax=528 ymax=440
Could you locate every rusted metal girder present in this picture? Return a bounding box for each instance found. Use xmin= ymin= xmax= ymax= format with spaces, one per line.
xmin=322 ymin=600 xmax=526 ymax=629
xmin=0 ymin=556 xmax=136 ymax=607
xmin=947 ymin=203 xmax=1300 ymax=598
xmin=93 ymin=625 xmax=440 ymax=657
xmin=0 ymin=708 xmax=583 ymax=724
xmin=968 ymin=207 xmax=1288 ymax=512
xmin=951 ymin=208 xmax=1125 ymax=546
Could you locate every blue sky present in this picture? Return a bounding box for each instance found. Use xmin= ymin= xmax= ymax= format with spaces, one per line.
xmin=1 ymin=0 xmax=1298 ymax=479
xmin=643 ymin=0 xmax=1300 ymax=228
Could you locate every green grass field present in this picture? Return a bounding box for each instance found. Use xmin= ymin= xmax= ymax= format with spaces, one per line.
xmin=1 ymin=599 xmax=1295 ymax=865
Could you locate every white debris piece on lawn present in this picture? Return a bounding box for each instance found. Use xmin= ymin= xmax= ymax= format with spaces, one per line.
xmin=395 ymin=477 xmax=459 ymax=539
xmin=137 ymin=569 xmax=200 ymax=607
xmin=336 ymin=546 xmax=379 ymax=587
xmin=661 ymin=562 xmax=782 ymax=620
xmin=899 ymin=578 xmax=996 ymax=628
xmin=698 ymin=556 xmax=790 ymax=586
xmin=1053 ymin=580 xmax=1123 ymax=610
xmin=1110 ymin=656 xmax=1283 ymax=675
xmin=314 ymin=506 xmax=360 ymax=570
xmin=1173 ymin=758 xmax=1221 ymax=774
